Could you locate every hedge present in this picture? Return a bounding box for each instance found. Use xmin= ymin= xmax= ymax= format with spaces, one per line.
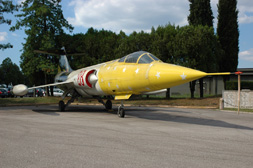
xmin=226 ymin=81 xmax=253 ymax=90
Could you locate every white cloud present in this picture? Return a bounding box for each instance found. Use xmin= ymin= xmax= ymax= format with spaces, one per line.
xmin=68 ymin=0 xmax=189 ymax=33
xmin=239 ymin=15 xmax=253 ymax=24
xmin=239 ymin=48 xmax=253 ymax=62
xmin=67 ymin=0 xmax=253 ymax=33
xmin=0 ymin=32 xmax=8 ymax=42
xmin=212 ymin=0 xmax=253 ymax=25
xmin=238 ymin=0 xmax=253 ymax=24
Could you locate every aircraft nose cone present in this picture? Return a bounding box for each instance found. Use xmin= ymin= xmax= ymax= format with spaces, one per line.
xmin=148 ymin=62 xmax=207 ymax=90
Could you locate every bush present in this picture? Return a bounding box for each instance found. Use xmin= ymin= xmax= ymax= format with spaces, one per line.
xmin=226 ymin=81 xmax=253 ymax=90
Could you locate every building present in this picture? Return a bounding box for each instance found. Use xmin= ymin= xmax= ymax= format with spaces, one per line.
xmin=169 ymin=68 xmax=253 ymax=97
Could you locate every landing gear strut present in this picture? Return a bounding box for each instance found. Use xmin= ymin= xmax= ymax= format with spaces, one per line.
xmin=58 ymin=90 xmax=79 ymax=112
xmin=105 ymin=99 xmax=112 ymax=110
xmin=97 ymin=97 xmax=112 ymax=110
xmin=59 ymin=100 xmax=65 ymax=111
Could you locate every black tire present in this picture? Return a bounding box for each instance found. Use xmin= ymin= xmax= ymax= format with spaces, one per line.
xmin=118 ymin=107 xmax=125 ymax=118
xmin=59 ymin=100 xmax=65 ymax=112
xmin=105 ymin=100 xmax=112 ymax=110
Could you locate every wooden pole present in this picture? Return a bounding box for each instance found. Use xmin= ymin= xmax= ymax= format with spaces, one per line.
xmin=235 ymin=71 xmax=242 ymax=115
xmin=238 ymin=74 xmax=240 ymax=114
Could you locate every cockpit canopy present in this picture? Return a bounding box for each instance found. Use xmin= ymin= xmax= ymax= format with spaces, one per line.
xmin=118 ymin=51 xmax=161 ymax=64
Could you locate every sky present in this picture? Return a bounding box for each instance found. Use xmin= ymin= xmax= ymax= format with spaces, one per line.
xmin=1 ymin=0 xmax=253 ymax=69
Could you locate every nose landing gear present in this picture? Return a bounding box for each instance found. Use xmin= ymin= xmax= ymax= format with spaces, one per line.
xmin=117 ymin=101 xmax=125 ymax=118
xmin=118 ymin=106 xmax=125 ymax=118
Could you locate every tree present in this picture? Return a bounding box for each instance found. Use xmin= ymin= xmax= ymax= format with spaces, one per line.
xmin=0 ymin=0 xmax=18 ymax=50
xmin=151 ymin=24 xmax=177 ymax=63
xmin=56 ymin=28 xmax=120 ymax=70
xmin=114 ymin=30 xmax=128 ymax=58
xmin=217 ymin=0 xmax=239 ymax=88
xmin=85 ymin=28 xmax=119 ymax=64
xmin=0 ymin=57 xmax=24 ymax=86
xmin=188 ymin=0 xmax=214 ymax=98
xmin=10 ymin=0 xmax=73 ymax=95
xmin=171 ymin=25 xmax=218 ymax=98
xmin=115 ymin=30 xmax=152 ymax=59
xmin=188 ymin=0 xmax=214 ymax=27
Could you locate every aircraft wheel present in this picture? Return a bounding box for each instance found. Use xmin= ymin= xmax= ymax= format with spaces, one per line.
xmin=59 ymin=100 xmax=65 ymax=112
xmin=105 ymin=100 xmax=112 ymax=110
xmin=118 ymin=106 xmax=125 ymax=118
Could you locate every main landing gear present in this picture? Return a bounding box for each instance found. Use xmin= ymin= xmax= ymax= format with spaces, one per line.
xmin=59 ymin=100 xmax=65 ymax=111
xmin=58 ymin=90 xmax=79 ymax=112
xmin=58 ymin=96 xmax=76 ymax=112
xmin=98 ymin=98 xmax=112 ymax=110
xmin=59 ymin=93 xmax=126 ymax=118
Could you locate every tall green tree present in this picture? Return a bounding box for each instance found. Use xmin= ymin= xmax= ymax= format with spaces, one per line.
xmin=188 ymin=0 xmax=214 ymax=98
xmin=0 ymin=0 xmax=18 ymax=50
xmin=188 ymin=0 xmax=214 ymax=27
xmin=217 ymin=0 xmax=239 ymax=74
xmin=10 ymin=0 xmax=73 ymax=89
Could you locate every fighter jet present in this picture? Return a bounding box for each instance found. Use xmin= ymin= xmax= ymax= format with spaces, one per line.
xmin=13 ymin=51 xmax=230 ymax=117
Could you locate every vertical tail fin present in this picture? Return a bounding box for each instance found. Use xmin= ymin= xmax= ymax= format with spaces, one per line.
xmin=58 ymin=47 xmax=73 ymax=73
xmin=59 ymin=55 xmax=73 ymax=73
xmin=55 ymin=55 xmax=72 ymax=82
xmin=55 ymin=47 xmax=73 ymax=83
xmin=33 ymin=48 xmax=74 ymax=82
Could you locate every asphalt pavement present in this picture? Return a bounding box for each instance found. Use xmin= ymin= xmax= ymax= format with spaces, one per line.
xmin=0 ymin=105 xmax=253 ymax=168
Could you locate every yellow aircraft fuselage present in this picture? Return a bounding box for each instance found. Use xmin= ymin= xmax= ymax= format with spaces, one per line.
xmin=63 ymin=51 xmax=230 ymax=100
xmin=98 ymin=61 xmax=206 ymax=99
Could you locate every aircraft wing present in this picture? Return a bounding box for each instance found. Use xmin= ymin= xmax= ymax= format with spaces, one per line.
xmin=28 ymin=81 xmax=73 ymax=89
xmin=13 ymin=81 xmax=73 ymax=96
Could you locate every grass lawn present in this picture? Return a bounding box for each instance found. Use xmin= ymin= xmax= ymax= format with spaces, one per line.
xmin=0 ymin=97 xmax=62 ymax=106
xmin=0 ymin=96 xmax=220 ymax=108
xmin=2 ymin=97 xmax=253 ymax=112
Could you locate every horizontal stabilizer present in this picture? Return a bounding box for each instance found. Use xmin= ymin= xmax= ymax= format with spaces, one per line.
xmin=34 ymin=50 xmax=85 ymax=56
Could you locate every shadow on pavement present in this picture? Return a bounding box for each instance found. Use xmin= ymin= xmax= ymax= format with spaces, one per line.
xmin=126 ymin=107 xmax=253 ymax=131
xmin=32 ymin=105 xmax=253 ymax=131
